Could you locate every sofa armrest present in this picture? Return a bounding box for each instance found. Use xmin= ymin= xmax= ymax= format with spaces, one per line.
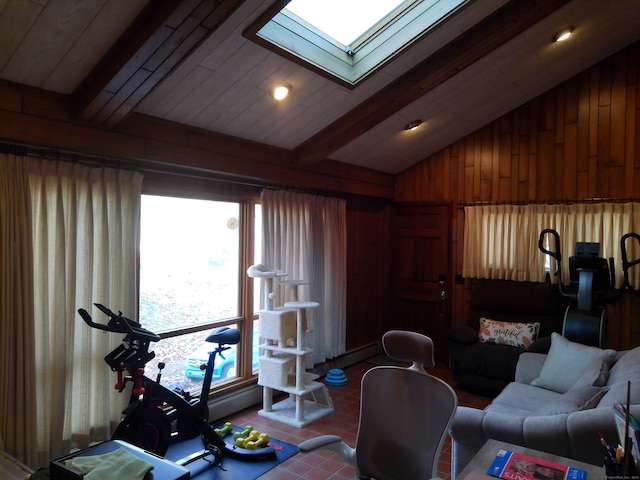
xmin=447 ymin=325 xmax=478 ymax=345
xmin=448 ymin=406 xmax=488 ymax=478
xmin=515 ymin=352 xmax=547 ymax=384
xmin=450 ymin=406 xmax=619 ymax=473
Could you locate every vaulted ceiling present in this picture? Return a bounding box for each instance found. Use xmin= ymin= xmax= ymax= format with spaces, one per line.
xmin=1 ymin=0 xmax=639 ymax=174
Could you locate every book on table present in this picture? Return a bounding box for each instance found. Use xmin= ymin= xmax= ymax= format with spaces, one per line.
xmin=486 ymin=449 xmax=587 ymax=480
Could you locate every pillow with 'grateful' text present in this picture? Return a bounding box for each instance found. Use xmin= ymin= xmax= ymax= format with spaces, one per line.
xmin=478 ymin=318 xmax=540 ymax=349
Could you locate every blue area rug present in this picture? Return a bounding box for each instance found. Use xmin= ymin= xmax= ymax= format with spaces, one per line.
xmin=164 ymin=425 xmax=298 ymax=480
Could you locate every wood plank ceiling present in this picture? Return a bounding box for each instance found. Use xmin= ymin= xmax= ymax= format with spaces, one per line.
xmin=1 ymin=0 xmax=639 ymax=174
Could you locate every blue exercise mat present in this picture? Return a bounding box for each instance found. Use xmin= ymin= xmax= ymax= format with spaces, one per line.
xmin=164 ymin=426 xmax=298 ymax=480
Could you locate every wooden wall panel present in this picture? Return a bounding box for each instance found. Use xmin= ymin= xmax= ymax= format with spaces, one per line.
xmin=346 ymin=197 xmax=391 ymax=350
xmin=395 ymin=42 xmax=640 ymax=351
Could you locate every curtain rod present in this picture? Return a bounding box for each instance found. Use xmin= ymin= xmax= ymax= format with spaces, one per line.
xmin=1 ymin=140 xmax=139 ymax=170
xmin=458 ymin=198 xmax=640 ymax=209
xmin=0 ymin=140 xmax=276 ymax=194
xmin=0 ymin=140 xmax=268 ymax=191
xmin=0 ymin=140 xmax=361 ymax=200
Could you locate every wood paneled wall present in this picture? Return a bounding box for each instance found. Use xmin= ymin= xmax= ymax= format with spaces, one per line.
xmin=395 ymin=42 xmax=640 ymax=351
xmin=346 ymin=197 xmax=392 ymax=350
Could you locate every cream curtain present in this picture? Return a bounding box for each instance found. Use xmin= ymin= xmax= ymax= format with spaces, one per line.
xmin=463 ymin=203 xmax=640 ymax=287
xmin=0 ymin=153 xmax=37 ymax=464
xmin=1 ymin=153 xmax=142 ymax=468
xmin=261 ymin=190 xmax=347 ymax=362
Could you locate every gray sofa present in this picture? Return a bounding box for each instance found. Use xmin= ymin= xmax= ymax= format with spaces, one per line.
xmin=449 ymin=333 xmax=640 ymax=479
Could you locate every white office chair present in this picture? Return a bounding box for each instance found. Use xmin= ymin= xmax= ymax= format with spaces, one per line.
xmin=299 ymin=330 xmax=458 ymax=480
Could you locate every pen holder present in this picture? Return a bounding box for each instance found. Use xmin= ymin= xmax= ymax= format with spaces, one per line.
xmin=605 ymin=449 xmax=640 ymax=480
xmin=604 ymin=452 xmax=624 ymax=478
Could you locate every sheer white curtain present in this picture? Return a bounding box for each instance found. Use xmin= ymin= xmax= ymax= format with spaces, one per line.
xmin=261 ymin=190 xmax=346 ymax=363
xmin=463 ymin=203 xmax=640 ymax=287
xmin=1 ymin=153 xmax=142 ymax=468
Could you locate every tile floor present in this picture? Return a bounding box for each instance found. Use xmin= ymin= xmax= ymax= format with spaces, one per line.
xmin=224 ymin=360 xmax=492 ymax=479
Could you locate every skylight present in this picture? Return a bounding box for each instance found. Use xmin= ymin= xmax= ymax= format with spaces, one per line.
xmin=246 ymin=0 xmax=468 ymax=87
xmin=284 ymin=0 xmax=405 ymax=48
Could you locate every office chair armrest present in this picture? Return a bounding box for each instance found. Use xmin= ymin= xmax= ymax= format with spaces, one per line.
xmin=299 ymin=435 xmax=355 ymax=463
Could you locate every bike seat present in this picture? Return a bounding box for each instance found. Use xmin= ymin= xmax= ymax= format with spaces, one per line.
xmin=206 ymin=327 xmax=241 ymax=345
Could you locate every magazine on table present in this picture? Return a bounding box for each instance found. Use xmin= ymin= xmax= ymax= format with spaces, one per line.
xmin=487 ymin=449 xmax=587 ymax=480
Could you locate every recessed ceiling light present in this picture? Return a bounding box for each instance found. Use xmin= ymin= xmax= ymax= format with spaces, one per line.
xmin=553 ymin=27 xmax=573 ymax=42
xmin=270 ymin=84 xmax=291 ymax=100
xmin=404 ymin=119 xmax=422 ymax=131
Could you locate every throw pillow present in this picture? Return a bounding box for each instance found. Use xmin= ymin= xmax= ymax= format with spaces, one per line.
xmin=573 ymin=356 xmax=613 ymax=388
xmin=535 ymin=385 xmax=608 ymax=415
xmin=478 ymin=318 xmax=540 ymax=348
xmin=598 ymin=346 xmax=640 ymax=407
xmin=531 ymin=332 xmax=617 ymax=393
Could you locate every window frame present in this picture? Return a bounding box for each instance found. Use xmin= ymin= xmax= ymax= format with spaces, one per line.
xmin=140 ymin=170 xmax=262 ymax=395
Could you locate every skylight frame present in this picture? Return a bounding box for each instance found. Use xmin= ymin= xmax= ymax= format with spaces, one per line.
xmin=244 ymin=0 xmax=469 ymax=88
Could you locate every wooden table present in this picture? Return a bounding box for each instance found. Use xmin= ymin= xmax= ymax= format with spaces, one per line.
xmin=456 ymin=439 xmax=606 ymax=480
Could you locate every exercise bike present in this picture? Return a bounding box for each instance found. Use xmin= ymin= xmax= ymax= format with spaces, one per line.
xmin=538 ymin=229 xmax=639 ymax=347
xmin=78 ymin=303 xmax=276 ymax=469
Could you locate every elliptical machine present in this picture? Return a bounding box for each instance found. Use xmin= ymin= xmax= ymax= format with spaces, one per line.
xmin=78 ymin=304 xmax=276 ymax=469
xmin=538 ymin=229 xmax=639 ymax=347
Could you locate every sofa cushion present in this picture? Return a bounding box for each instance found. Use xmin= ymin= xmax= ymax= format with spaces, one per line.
xmin=599 ymin=346 xmax=640 ymax=407
xmin=489 ymin=382 xmax=561 ymax=416
xmin=535 ymin=385 xmax=608 ymax=415
xmin=478 ymin=318 xmax=540 ymax=348
xmin=531 ymin=333 xmax=616 ymax=393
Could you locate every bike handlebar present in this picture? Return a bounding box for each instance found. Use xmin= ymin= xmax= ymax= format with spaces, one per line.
xmin=78 ymin=304 xmax=161 ymax=342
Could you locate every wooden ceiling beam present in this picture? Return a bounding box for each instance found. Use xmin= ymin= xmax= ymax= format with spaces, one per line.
xmin=72 ymin=0 xmax=246 ymax=128
xmin=291 ymin=0 xmax=571 ymax=166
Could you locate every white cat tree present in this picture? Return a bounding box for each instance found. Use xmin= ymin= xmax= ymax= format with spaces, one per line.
xmin=247 ymin=264 xmax=334 ymax=427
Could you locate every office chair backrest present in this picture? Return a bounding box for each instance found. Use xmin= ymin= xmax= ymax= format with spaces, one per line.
xmin=355 ymin=330 xmax=458 ymax=480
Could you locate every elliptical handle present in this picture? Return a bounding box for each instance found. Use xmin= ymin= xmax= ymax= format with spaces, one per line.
xmin=608 ymin=257 xmax=616 ymax=287
xmin=538 ymin=228 xmax=562 ymax=262
xmin=621 ymin=232 xmax=640 ymax=294
xmin=538 ymin=228 xmax=571 ymax=298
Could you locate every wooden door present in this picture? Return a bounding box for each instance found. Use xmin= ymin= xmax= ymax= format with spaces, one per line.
xmin=392 ymin=204 xmax=451 ymax=364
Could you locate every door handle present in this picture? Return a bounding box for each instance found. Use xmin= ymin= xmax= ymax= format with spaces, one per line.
xmin=439 ymin=275 xmax=447 ymax=302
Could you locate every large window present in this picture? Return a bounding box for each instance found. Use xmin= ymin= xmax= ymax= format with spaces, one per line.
xmin=139 ymin=193 xmax=261 ymax=393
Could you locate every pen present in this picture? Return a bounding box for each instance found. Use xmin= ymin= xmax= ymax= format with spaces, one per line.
xmin=617 ymin=445 xmax=624 ymax=463
xmin=599 ymin=432 xmax=618 ymax=464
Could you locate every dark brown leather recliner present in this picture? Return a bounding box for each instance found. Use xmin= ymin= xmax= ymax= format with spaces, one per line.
xmin=448 ymin=278 xmax=565 ymax=397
